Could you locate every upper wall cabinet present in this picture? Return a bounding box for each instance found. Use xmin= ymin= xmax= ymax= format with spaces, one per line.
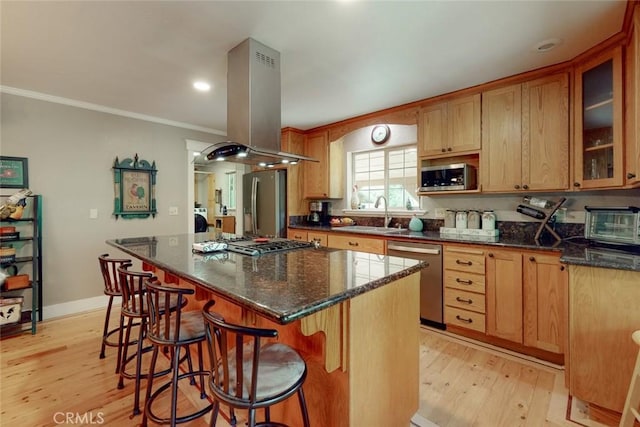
xmin=481 ymin=73 xmax=569 ymax=193
xmin=418 ymin=94 xmax=481 ymax=158
xmin=303 ymin=131 xmax=344 ymax=199
xmin=626 ymin=6 xmax=640 ymax=187
xmin=574 ymin=46 xmax=624 ymax=189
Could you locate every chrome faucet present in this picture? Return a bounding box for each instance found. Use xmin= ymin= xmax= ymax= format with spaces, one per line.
xmin=374 ymin=195 xmax=392 ymax=228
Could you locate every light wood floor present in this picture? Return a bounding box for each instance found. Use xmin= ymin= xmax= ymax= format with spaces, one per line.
xmin=0 ymin=308 xmax=610 ymax=427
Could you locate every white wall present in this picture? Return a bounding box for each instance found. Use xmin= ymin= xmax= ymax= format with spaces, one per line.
xmin=1 ymin=93 xmax=226 ymax=315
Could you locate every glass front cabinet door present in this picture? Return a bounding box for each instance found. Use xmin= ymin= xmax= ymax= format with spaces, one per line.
xmin=574 ymin=46 xmax=624 ymax=189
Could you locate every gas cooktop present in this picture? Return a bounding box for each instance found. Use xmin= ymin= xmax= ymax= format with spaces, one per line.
xmin=193 ymin=236 xmax=313 ymax=256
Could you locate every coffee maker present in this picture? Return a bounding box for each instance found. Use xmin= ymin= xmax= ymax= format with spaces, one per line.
xmin=309 ymin=201 xmax=331 ymax=225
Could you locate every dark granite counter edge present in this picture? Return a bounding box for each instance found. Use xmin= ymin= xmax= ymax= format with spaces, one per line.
xmin=107 ymin=239 xmax=427 ymax=324
xmin=288 ymin=225 xmax=640 ymax=272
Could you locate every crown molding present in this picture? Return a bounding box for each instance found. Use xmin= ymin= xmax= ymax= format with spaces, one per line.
xmin=0 ymin=85 xmax=226 ymax=136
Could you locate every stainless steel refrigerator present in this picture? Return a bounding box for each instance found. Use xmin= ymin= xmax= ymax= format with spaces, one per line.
xmin=242 ymin=169 xmax=286 ymax=237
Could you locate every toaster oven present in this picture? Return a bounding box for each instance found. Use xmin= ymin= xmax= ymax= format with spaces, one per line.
xmin=584 ymin=206 xmax=640 ymax=246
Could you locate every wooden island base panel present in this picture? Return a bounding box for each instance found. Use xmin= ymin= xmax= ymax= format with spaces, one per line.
xmin=145 ymin=261 xmax=420 ymax=427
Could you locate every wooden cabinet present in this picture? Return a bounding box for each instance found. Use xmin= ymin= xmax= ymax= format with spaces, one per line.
xmin=569 ymin=265 xmax=640 ymax=413
xmin=574 ymin=46 xmax=624 ymax=189
xmin=282 ymin=128 xmax=307 ymax=216
xmin=418 ymin=94 xmax=481 ymax=157
xmin=523 ymin=253 xmax=567 ymax=354
xmin=287 ymin=229 xmax=308 ymax=241
xmin=327 ymin=234 xmax=384 ymax=255
xmin=307 ymin=231 xmax=328 ymax=247
xmin=214 ymin=216 xmax=235 ymax=233
xmin=626 ymin=6 xmax=640 ymax=187
xmin=443 ymin=245 xmax=486 ymax=333
xmin=481 ymin=73 xmax=569 ymax=192
xmin=303 ymin=131 xmax=344 ymax=199
xmin=485 ymin=248 xmax=523 ymax=343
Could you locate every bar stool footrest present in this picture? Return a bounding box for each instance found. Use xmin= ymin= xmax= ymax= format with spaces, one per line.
xmin=145 ymin=370 xmax=212 ymax=425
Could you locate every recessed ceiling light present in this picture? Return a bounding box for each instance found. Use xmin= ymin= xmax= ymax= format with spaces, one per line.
xmin=533 ymin=38 xmax=562 ymax=53
xmin=193 ymin=81 xmax=211 ymax=92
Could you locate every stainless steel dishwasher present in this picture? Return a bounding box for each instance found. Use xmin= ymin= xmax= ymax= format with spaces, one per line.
xmin=387 ymin=240 xmax=444 ymax=329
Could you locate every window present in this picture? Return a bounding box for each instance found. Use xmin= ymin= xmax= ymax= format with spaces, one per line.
xmin=226 ymin=172 xmax=236 ymax=209
xmin=353 ymin=146 xmax=418 ymax=209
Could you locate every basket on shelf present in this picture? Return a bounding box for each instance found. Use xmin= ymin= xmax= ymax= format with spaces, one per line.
xmin=0 ymin=297 xmax=23 ymax=326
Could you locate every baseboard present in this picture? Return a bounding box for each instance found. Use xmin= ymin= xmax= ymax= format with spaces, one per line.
xmin=43 ymin=295 xmax=110 ymax=320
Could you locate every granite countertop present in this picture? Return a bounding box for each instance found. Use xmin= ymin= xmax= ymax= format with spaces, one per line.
xmin=106 ymin=234 xmax=426 ymax=324
xmin=289 ymin=224 xmax=640 ymax=272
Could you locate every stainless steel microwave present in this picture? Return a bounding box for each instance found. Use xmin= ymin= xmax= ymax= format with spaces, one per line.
xmin=420 ymin=163 xmax=477 ymax=192
xmin=584 ymin=206 xmax=640 ymax=246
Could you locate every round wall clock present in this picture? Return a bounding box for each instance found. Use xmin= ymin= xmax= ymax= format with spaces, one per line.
xmin=371 ymin=125 xmax=390 ymax=144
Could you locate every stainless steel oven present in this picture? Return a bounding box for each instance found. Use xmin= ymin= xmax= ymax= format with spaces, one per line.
xmin=387 ymin=240 xmax=444 ymax=328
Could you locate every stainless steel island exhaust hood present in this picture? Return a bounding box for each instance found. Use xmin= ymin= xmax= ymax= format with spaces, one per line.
xmin=207 ymin=38 xmax=316 ymax=167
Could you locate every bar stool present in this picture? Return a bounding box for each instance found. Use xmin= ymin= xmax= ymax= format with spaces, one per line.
xmin=117 ymin=263 xmax=183 ymax=417
xmin=202 ymin=300 xmax=310 ymax=427
xmin=620 ymin=330 xmax=640 ymax=427
xmin=98 ymin=253 xmax=133 ymax=373
xmin=141 ymin=279 xmax=212 ymax=426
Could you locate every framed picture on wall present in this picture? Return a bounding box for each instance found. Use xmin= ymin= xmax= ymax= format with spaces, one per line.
xmin=112 ymin=153 xmax=158 ymax=219
xmin=0 ymin=156 xmax=29 ymax=188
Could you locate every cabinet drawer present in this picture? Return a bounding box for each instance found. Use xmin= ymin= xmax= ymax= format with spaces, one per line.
xmin=445 ymin=288 xmax=485 ymax=313
xmin=328 ymin=235 xmax=384 ymax=254
xmin=288 ymin=230 xmax=308 ymax=241
xmin=444 ymin=270 xmax=485 ymax=294
xmin=444 ymin=248 xmax=485 ymax=275
xmin=445 ymin=306 xmax=486 ymax=333
xmin=307 ymin=232 xmax=328 ymax=247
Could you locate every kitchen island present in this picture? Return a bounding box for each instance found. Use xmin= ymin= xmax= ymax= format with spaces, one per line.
xmin=107 ymin=233 xmax=426 ymax=427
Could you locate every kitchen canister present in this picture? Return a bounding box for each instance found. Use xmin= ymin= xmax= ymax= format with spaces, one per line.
xmin=444 ymin=210 xmax=456 ymax=228
xmin=482 ymin=210 xmax=496 ymax=230
xmin=467 ymin=210 xmax=481 ymax=229
xmin=409 ymin=214 xmax=424 ymax=232
xmin=455 ymin=211 xmax=468 ymax=229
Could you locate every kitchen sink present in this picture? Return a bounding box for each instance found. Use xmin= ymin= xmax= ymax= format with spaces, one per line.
xmin=331 ymin=225 xmax=408 ymax=235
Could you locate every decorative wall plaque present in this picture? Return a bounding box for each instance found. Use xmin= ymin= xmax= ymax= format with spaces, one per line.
xmin=112 ymin=154 xmax=157 ymax=219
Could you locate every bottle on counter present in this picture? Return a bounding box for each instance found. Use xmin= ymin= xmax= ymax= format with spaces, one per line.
xmin=455 ymin=211 xmax=468 ymax=229
xmin=482 ymin=210 xmax=496 ymax=230
xmin=467 ymin=210 xmax=481 ymax=229
xmin=517 ymin=204 xmax=546 ymax=219
xmin=523 ymin=196 xmax=553 ymax=209
xmin=444 ymin=210 xmax=456 ymax=228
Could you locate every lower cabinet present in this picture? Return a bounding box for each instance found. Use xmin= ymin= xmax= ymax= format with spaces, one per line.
xmin=443 ymin=244 xmax=487 ymax=333
xmin=444 ymin=244 xmax=567 ymax=361
xmin=308 ymin=231 xmax=328 ymax=247
xmin=486 ymin=248 xmax=524 ymax=343
xmin=287 ymin=229 xmax=308 ymax=241
xmin=327 ymin=234 xmax=384 ymax=255
xmin=569 ymin=265 xmax=640 ymax=413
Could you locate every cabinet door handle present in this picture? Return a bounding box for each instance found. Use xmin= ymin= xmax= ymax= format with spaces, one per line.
xmin=455 ymin=278 xmax=473 ymax=285
xmin=560 ymin=266 xmax=565 ymax=271
xmin=348 ymin=241 xmax=359 ymax=247
xmin=456 ymin=315 xmax=473 ymax=323
xmin=529 ymin=256 xmax=535 ymax=262
xmin=514 ymin=184 xmax=520 ymax=189
xmin=455 ymin=259 xmax=472 ymax=266
xmin=294 ymin=235 xmax=302 ymax=239
xmin=447 ymin=147 xmax=452 ymax=152
xmin=522 ymin=184 xmax=529 ymax=190
xmin=628 ymin=172 xmax=637 ymax=179
xmin=441 ymin=148 xmax=446 ymax=153
xmin=574 ymin=182 xmax=581 ymax=187
xmin=456 ymin=297 xmax=473 ymax=304
xmin=488 ymin=253 xmax=494 ymax=258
